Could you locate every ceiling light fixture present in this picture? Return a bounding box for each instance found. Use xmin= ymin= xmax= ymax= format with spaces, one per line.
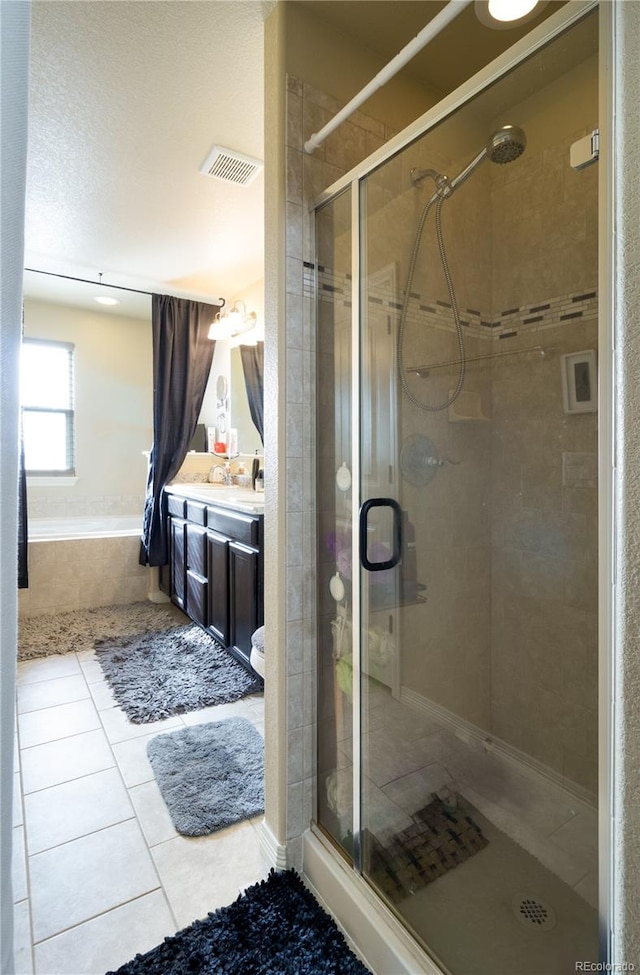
xmin=475 ymin=0 xmax=547 ymax=29
xmin=94 ymin=295 xmax=120 ymax=306
xmin=208 ymin=299 xmax=257 ymax=341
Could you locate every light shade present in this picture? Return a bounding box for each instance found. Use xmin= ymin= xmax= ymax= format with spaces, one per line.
xmin=208 ymin=299 xmax=257 ymax=341
xmin=489 ymin=0 xmax=537 ymax=20
xmin=475 ymin=0 xmax=547 ymax=29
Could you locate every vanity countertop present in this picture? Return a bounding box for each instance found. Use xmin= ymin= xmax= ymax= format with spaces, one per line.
xmin=165 ymin=482 xmax=265 ymax=515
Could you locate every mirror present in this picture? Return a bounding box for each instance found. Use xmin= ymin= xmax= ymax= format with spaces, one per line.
xmin=230 ymin=347 xmax=262 ymax=454
xmin=198 ymin=341 xmax=262 ymax=456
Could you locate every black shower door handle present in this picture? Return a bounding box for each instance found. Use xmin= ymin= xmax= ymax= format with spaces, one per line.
xmin=359 ymin=498 xmax=402 ymax=572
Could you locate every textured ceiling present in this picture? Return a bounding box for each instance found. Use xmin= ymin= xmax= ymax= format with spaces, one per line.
xmin=23 ymin=0 xmax=568 ymax=318
xmin=25 ymin=0 xmax=266 ymax=315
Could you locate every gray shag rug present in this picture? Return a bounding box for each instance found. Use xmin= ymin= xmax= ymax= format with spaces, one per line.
xmin=95 ymin=623 xmax=263 ymax=723
xmin=18 ymin=601 xmax=188 ymax=660
xmin=147 ymin=717 xmax=264 ymax=835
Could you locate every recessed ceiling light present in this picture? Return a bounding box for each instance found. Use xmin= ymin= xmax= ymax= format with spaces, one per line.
xmin=94 ymin=295 xmax=120 ymax=306
xmin=475 ymin=0 xmax=548 ymax=29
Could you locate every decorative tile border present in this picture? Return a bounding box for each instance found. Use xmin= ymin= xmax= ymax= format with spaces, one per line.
xmin=308 ymin=262 xmax=598 ymax=344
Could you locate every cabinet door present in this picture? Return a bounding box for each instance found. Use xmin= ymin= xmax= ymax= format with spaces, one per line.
xmin=207 ymin=530 xmax=230 ymax=647
xmin=186 ymin=523 xmax=207 ymax=577
xmin=229 ymin=541 xmax=260 ymax=665
xmin=170 ymin=517 xmax=186 ymax=611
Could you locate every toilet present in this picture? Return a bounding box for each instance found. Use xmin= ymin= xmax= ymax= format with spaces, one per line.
xmin=250 ymin=625 xmax=265 ymax=679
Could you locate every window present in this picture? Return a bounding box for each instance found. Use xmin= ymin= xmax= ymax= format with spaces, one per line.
xmin=21 ymin=339 xmax=75 ymax=474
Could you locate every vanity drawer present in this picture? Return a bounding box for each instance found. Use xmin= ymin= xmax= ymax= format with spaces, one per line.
xmin=186 ymin=500 xmax=207 ymax=525
xmin=167 ymin=495 xmax=186 ymax=518
xmin=207 ymin=506 xmax=261 ymax=547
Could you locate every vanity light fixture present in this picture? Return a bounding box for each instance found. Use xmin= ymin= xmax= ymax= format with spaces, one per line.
xmin=208 ymin=299 xmax=257 ymax=341
xmin=475 ymin=0 xmax=547 ymax=29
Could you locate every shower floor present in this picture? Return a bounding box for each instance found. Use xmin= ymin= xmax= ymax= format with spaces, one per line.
xmin=330 ymin=680 xmax=598 ymax=973
xmin=397 ymin=800 xmax=598 ymax=975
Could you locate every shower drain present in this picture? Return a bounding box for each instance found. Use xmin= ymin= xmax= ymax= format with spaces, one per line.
xmin=511 ymin=894 xmax=557 ymax=931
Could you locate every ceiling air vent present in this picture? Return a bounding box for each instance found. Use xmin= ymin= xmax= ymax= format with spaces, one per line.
xmin=199 ymin=144 xmax=263 ymax=186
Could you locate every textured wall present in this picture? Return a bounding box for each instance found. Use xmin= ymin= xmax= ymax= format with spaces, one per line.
xmin=613 ymin=1 xmax=640 ymax=964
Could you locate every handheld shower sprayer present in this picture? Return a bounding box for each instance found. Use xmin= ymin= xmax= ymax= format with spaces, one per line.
xmin=411 ymin=124 xmax=527 ymax=198
xmin=400 ymin=123 xmax=527 ymax=413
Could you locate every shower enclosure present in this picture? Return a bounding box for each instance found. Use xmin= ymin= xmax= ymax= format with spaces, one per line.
xmin=315 ymin=8 xmax=600 ymax=974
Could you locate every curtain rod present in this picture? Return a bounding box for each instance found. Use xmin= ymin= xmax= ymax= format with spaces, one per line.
xmin=24 ymin=267 xmax=225 ymax=306
xmin=303 ymin=0 xmax=472 ymax=153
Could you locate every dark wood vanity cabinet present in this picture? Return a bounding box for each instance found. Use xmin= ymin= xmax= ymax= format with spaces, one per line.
xmin=164 ymin=491 xmax=263 ymax=673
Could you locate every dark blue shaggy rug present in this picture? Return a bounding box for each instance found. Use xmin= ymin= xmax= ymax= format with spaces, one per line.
xmin=106 ymin=869 xmax=371 ymax=975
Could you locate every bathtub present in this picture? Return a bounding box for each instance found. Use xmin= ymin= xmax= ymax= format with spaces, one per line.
xmin=21 ymin=515 xmax=153 ymax=619
xmin=29 ymin=514 xmax=143 ymax=541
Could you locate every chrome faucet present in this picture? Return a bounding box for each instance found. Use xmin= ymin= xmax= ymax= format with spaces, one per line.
xmin=209 ymin=464 xmax=233 ymax=485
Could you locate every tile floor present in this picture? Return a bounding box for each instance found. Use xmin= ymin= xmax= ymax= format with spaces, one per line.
xmin=12 ymin=648 xmax=268 ymax=975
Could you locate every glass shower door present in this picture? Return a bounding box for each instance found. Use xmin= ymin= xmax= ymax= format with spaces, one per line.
xmin=315 ymin=12 xmax=600 ymax=974
xmin=356 ymin=14 xmax=600 ymax=971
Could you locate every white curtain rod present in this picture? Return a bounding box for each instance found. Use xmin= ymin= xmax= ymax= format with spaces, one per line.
xmin=303 ymin=0 xmax=473 ymax=154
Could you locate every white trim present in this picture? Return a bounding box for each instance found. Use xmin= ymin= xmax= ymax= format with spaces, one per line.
xmin=400 ymin=685 xmax=597 ymax=808
xmin=350 ymin=180 xmax=363 ymax=872
xmin=259 ymin=819 xmax=288 ymax=871
xmin=303 ymin=828 xmax=444 ymax=975
xmin=26 ymin=476 xmax=78 ymax=487
xmin=598 ymin=0 xmax=615 ymax=962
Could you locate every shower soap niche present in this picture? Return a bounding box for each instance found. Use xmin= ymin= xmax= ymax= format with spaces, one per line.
xmin=448 ymin=389 xmax=489 ymax=422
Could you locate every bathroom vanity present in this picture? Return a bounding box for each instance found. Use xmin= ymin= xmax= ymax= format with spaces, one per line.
xmin=162 ymin=483 xmax=264 ymax=674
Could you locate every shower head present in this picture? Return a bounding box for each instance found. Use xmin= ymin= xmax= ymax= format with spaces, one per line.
xmin=486 ymin=125 xmax=527 ymax=164
xmin=445 ymin=123 xmax=527 ymax=194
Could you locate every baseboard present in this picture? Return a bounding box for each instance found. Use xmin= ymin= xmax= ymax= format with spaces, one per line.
xmin=259 ymin=820 xmax=288 ymax=871
xmin=302 ymin=828 xmax=443 ymax=975
xmin=400 ymin=685 xmax=597 ymax=809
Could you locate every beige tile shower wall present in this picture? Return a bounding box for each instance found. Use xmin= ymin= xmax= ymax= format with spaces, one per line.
xmin=357 ymin=127 xmax=494 ymax=728
xmin=399 ymin=330 xmax=492 ymax=730
xmin=491 ymin=125 xmax=598 ymax=314
xmin=489 ymin=131 xmax=598 ymax=796
xmin=18 ymin=536 xmax=148 ymax=619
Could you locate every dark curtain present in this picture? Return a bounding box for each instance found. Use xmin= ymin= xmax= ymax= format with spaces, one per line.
xmin=17 ymin=433 xmax=28 ymax=588
xmin=140 ymin=294 xmax=219 ymax=567
xmin=240 ymin=341 xmax=264 ymax=444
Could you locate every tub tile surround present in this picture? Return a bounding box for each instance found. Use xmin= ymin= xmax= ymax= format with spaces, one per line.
xmin=18 ymin=535 xmax=149 ymax=620
xmin=12 ymin=648 xmax=267 ymax=974
xmin=282 ymin=65 xmax=599 ymax=890
xmin=27 ymin=493 xmax=144 ymax=521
